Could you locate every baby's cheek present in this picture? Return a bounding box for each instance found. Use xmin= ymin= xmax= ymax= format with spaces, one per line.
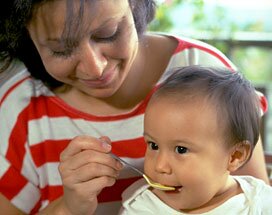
xmin=143 ymin=154 xmax=154 ymax=174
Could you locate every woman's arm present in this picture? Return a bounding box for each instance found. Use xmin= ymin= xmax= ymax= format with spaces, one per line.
xmin=0 ymin=136 xmax=123 ymax=215
xmin=233 ymin=136 xmax=269 ymax=184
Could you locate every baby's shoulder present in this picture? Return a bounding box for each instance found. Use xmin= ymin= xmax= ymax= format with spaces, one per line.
xmin=234 ymin=176 xmax=272 ymax=212
xmin=121 ymin=178 xmax=149 ymax=203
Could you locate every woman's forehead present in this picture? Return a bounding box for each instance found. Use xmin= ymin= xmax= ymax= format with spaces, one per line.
xmin=33 ymin=0 xmax=128 ymax=24
xmin=30 ymin=0 xmax=129 ymax=42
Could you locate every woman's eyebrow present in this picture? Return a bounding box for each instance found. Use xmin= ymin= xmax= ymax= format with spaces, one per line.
xmin=46 ymin=16 xmax=125 ymax=48
xmin=90 ymin=15 xmax=125 ymax=34
xmin=46 ymin=38 xmax=79 ymax=51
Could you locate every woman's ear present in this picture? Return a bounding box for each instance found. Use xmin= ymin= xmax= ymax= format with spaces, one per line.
xmin=227 ymin=141 xmax=252 ymax=172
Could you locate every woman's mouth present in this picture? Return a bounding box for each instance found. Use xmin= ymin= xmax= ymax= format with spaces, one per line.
xmin=79 ymin=67 xmax=117 ymax=88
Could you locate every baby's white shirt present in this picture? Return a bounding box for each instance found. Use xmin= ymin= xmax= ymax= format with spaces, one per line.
xmin=119 ymin=176 xmax=272 ymax=215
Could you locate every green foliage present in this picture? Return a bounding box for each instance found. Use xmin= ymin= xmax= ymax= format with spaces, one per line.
xmin=233 ymin=48 xmax=272 ymax=83
xmin=149 ymin=0 xmax=184 ymax=32
xmin=148 ymin=4 xmax=173 ymax=32
xmin=149 ymin=0 xmax=271 ymax=83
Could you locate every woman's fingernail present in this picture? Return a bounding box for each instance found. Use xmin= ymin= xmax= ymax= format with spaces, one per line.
xmin=117 ymin=161 xmax=123 ymax=169
xmin=101 ymin=140 xmax=111 ymax=150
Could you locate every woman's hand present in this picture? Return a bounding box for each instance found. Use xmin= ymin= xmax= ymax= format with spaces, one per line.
xmin=55 ymin=135 xmax=122 ymax=215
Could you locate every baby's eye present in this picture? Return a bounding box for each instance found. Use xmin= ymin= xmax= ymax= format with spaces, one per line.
xmin=147 ymin=141 xmax=159 ymax=151
xmin=175 ymin=146 xmax=188 ymax=154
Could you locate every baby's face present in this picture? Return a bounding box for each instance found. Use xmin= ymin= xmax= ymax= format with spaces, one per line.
xmin=143 ymin=96 xmax=233 ymax=212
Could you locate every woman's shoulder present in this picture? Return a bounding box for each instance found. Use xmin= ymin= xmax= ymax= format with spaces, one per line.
xmin=145 ymin=32 xmax=178 ymax=55
xmin=148 ymin=32 xmax=236 ymax=69
xmin=148 ymin=32 xmax=224 ymax=52
xmin=0 ymin=59 xmax=28 ymax=84
xmin=0 ymin=60 xmax=52 ymax=106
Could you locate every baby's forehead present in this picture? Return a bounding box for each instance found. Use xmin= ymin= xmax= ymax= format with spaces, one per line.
xmin=151 ymin=88 xmax=211 ymax=105
xmin=150 ymin=91 xmax=226 ymax=125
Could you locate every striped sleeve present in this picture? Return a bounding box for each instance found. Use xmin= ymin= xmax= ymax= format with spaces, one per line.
xmin=0 ymin=72 xmax=41 ymax=213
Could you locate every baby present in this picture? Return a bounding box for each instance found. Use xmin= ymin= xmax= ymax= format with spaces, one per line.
xmin=119 ymin=65 xmax=272 ymax=214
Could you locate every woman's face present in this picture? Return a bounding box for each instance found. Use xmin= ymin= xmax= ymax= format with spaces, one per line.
xmin=27 ymin=0 xmax=139 ymax=98
xmin=143 ymin=96 xmax=233 ymax=212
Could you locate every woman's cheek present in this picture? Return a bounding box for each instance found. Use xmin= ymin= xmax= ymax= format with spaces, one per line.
xmin=43 ymin=57 xmax=75 ymax=81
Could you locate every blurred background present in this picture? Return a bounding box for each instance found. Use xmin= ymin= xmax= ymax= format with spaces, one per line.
xmin=149 ymin=0 xmax=272 ymax=153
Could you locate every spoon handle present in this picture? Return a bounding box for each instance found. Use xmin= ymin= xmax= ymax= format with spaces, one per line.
xmin=110 ymin=153 xmax=144 ymax=176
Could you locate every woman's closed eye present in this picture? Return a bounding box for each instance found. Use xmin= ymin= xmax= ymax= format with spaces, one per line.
xmin=92 ymin=25 xmax=121 ymax=43
xmin=50 ymin=26 xmax=121 ymax=58
xmin=175 ymin=146 xmax=188 ymax=154
xmin=51 ymin=48 xmax=73 ymax=58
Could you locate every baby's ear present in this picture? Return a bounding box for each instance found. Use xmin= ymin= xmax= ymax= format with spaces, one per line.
xmin=227 ymin=141 xmax=252 ymax=172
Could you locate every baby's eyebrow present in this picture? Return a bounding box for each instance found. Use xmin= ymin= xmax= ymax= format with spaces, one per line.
xmin=143 ymin=132 xmax=154 ymax=139
xmin=173 ymin=139 xmax=194 ymax=146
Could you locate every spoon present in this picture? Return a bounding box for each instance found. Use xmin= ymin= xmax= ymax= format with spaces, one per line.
xmin=110 ymin=153 xmax=176 ymax=191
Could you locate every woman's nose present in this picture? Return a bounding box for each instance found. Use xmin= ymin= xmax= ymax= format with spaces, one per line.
xmin=154 ymin=152 xmax=172 ymax=175
xmin=77 ymin=42 xmax=107 ymax=78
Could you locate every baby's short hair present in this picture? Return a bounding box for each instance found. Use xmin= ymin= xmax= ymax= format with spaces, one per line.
xmin=152 ymin=65 xmax=260 ymax=157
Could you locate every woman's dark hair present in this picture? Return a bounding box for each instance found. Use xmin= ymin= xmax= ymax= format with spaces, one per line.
xmin=0 ymin=0 xmax=156 ymax=88
xmin=152 ymin=65 xmax=260 ymax=161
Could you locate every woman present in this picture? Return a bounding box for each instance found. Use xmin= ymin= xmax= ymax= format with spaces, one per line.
xmin=0 ymin=0 xmax=269 ymax=214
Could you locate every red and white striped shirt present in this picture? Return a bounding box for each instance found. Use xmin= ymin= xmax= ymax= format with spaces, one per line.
xmin=0 ymin=35 xmax=267 ymax=214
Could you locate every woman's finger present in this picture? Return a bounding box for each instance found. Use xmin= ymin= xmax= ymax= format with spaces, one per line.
xmin=60 ymin=135 xmax=111 ymax=162
xmin=64 ymin=175 xmax=117 ymax=201
xmin=62 ymin=162 xmax=120 ymax=185
xmin=60 ymin=149 xmax=122 ymax=172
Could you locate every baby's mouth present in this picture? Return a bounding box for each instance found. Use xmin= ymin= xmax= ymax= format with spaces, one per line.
xmin=164 ymin=186 xmax=183 ymax=193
